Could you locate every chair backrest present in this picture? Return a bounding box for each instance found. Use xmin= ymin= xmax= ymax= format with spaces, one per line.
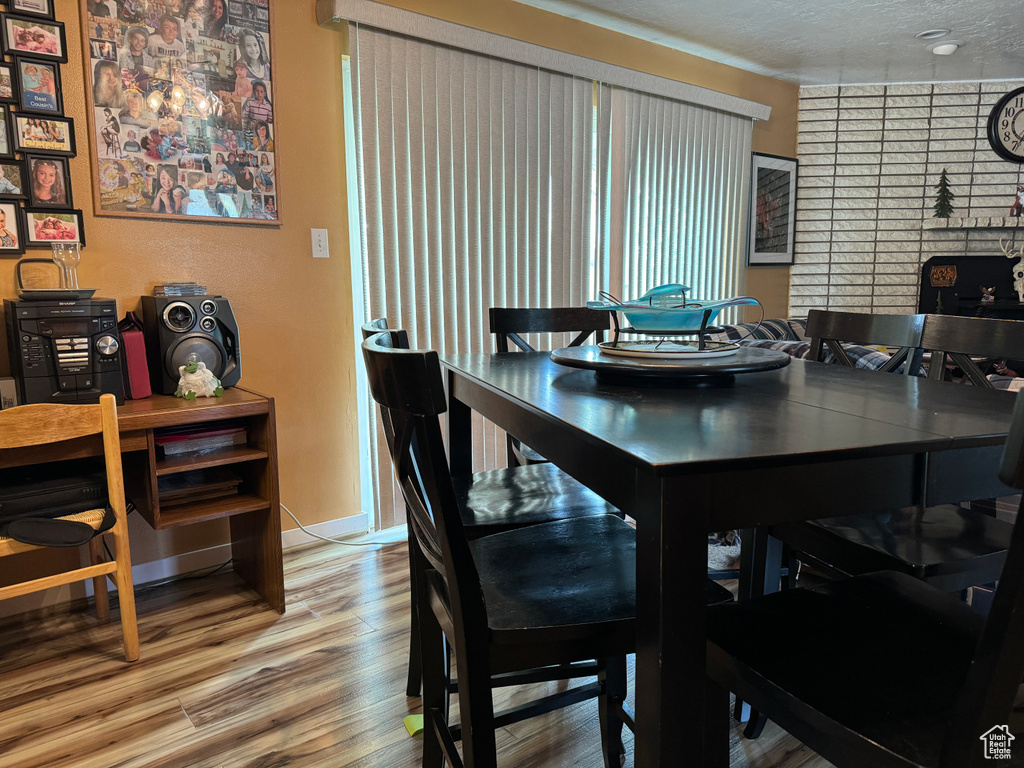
xmin=489 ymin=307 xmax=610 ymax=352
xmin=920 ymin=314 xmax=1024 ymax=387
xmin=361 ymin=330 xmax=484 ymax=636
xmin=360 ymin=317 xmax=389 ymax=340
xmin=942 ymin=393 xmax=1024 ymax=763
xmin=805 ymin=309 xmax=925 ymax=375
xmin=0 ymin=394 xmax=125 ymax=513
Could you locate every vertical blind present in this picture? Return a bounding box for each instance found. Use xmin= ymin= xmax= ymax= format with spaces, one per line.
xmin=349 ymin=24 xmax=752 ymax=528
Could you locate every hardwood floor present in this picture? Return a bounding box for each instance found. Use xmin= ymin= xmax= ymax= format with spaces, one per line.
xmin=0 ymin=538 xmax=832 ymax=767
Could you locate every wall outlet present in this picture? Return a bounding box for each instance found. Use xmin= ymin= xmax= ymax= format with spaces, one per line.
xmin=311 ymin=228 xmax=329 ymax=259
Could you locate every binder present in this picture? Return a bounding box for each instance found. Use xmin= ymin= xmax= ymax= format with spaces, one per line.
xmin=117 ymin=311 xmax=152 ymax=400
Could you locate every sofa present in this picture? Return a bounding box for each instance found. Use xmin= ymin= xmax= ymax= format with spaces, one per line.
xmin=706 ymin=317 xmax=911 ymax=373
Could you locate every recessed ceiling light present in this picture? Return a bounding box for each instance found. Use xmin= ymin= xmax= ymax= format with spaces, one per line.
xmin=917 ymin=29 xmax=951 ymax=39
xmin=930 ymin=41 xmax=960 ymax=55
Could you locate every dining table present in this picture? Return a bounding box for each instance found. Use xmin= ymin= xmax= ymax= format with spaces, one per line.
xmin=440 ymin=348 xmax=1018 ymax=767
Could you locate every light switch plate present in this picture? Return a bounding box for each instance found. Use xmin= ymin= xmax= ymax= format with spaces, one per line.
xmin=311 ymin=228 xmax=329 ymax=258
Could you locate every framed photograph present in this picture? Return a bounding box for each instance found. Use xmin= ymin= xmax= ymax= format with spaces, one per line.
xmin=9 ymin=0 xmax=55 ymax=20
xmin=0 ymin=201 xmax=25 ymax=255
xmin=15 ymin=57 xmax=62 ymax=115
xmin=0 ymin=159 xmax=28 ymax=200
xmin=0 ymin=63 xmax=19 ymax=104
xmin=22 ymin=208 xmax=84 ymax=248
xmin=1 ymin=14 xmax=67 ymax=63
xmin=81 ymin=0 xmax=281 ymax=224
xmin=0 ymin=106 xmax=14 ymax=160
xmin=26 ymin=155 xmax=72 ymax=208
xmin=12 ymin=114 xmax=75 ymax=156
xmin=748 ymin=152 xmax=798 ymax=266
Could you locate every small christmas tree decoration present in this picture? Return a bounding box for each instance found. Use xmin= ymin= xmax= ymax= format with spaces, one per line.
xmin=934 ymin=168 xmax=955 ymax=218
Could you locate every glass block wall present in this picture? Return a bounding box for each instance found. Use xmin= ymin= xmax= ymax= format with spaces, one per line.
xmin=790 ymin=81 xmax=1024 ymax=317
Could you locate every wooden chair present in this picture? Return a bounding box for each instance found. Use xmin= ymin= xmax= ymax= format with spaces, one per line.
xmin=705 ymin=391 xmax=1024 ymax=768
xmin=805 ymin=308 xmax=925 ymax=374
xmin=363 ymin=329 xmax=734 ymax=767
xmin=488 ymin=307 xmax=610 ymax=466
xmin=769 ymin=313 xmax=1020 ymax=596
xmin=0 ymin=394 xmax=138 ymax=662
xmin=922 ymin=314 xmax=1024 ymax=387
xmin=360 ymin=319 xmax=622 ymax=698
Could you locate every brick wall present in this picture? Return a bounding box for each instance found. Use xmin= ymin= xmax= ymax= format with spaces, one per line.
xmin=789 ymin=81 xmax=1024 ymax=317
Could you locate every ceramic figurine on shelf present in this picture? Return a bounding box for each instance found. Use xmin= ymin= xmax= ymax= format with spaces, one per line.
xmin=981 ymin=286 xmax=996 ymax=302
xmin=1010 ymin=185 xmax=1024 ymax=218
xmin=175 ymin=354 xmax=223 ymax=399
xmin=1001 ymin=238 xmax=1024 ymax=303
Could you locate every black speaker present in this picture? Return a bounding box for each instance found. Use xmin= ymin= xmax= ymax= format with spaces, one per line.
xmin=140 ymin=295 xmax=242 ymax=395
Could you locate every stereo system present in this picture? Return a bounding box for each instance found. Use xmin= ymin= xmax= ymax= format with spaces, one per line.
xmin=141 ymin=295 xmax=241 ymax=395
xmin=4 ymin=298 xmax=124 ymax=405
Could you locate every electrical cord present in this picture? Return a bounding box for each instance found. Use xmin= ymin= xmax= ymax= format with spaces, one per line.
xmin=282 ymin=503 xmax=402 ymax=546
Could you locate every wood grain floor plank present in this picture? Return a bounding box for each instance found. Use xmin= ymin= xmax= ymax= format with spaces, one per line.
xmin=0 ymin=538 xmax=833 ymax=767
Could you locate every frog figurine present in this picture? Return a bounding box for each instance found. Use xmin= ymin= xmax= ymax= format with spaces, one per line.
xmin=175 ymin=354 xmax=224 ymax=399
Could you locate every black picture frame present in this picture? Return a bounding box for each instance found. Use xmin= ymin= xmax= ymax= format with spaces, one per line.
xmin=0 ymin=105 xmax=15 ymax=160
xmin=0 ymin=158 xmax=28 ymax=200
xmin=9 ymin=0 xmax=56 ymax=21
xmin=0 ymin=62 xmax=19 ymax=104
xmin=0 ymin=200 xmax=26 ymax=255
xmin=22 ymin=208 xmax=85 ymax=248
xmin=747 ymin=152 xmax=798 ymax=266
xmin=12 ymin=114 xmax=75 ymax=156
xmin=25 ymin=155 xmax=72 ymax=209
xmin=15 ymin=56 xmax=62 ymax=116
xmin=0 ymin=13 xmax=67 ymax=63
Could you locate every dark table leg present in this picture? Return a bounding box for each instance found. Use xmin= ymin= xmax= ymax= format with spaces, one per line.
xmin=633 ymin=475 xmax=712 ymax=767
xmin=446 ymin=368 xmax=473 ymax=476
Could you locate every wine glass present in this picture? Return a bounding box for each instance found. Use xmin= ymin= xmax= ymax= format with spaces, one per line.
xmin=51 ymin=243 xmax=80 ymax=290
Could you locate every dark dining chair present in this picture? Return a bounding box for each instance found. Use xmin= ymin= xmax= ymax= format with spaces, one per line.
xmin=804 ymin=307 xmax=925 ymax=374
xmin=488 ymin=306 xmax=610 ymax=466
xmin=769 ymin=313 xmax=1021 ymax=597
xmin=362 ymin=329 xmax=732 ymax=767
xmin=705 ymin=391 xmax=1024 ymax=768
xmin=360 ymin=319 xmax=623 ymax=698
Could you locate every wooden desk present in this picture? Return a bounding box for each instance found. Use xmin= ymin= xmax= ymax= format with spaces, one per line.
xmin=441 ymin=352 xmax=1016 ymax=767
xmin=0 ymin=387 xmax=284 ymax=613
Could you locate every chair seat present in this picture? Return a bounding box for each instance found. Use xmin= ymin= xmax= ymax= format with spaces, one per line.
xmin=471 ymin=514 xmax=732 ymax=643
xmin=772 ymin=504 xmax=1013 ymax=591
xmin=0 ymin=507 xmax=109 ymax=556
xmin=707 ymin=571 xmax=985 ymax=767
xmin=453 ymin=462 xmax=620 ymax=538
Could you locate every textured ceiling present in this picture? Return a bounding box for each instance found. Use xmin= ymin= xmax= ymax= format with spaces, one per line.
xmin=513 ymin=0 xmax=1024 ymax=85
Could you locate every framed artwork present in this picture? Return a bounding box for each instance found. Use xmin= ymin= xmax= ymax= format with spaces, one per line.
xmin=9 ymin=0 xmax=55 ymax=20
xmin=1 ymin=14 xmax=67 ymax=62
xmin=12 ymin=114 xmax=74 ymax=155
xmin=0 ymin=106 xmax=13 ymax=159
xmin=81 ymin=0 xmax=281 ymax=224
xmin=0 ymin=201 xmax=25 ymax=254
xmin=15 ymin=57 xmax=62 ymax=115
xmin=748 ymin=152 xmax=798 ymax=266
xmin=22 ymin=208 xmax=84 ymax=247
xmin=26 ymin=155 xmax=72 ymax=208
xmin=0 ymin=63 xmax=19 ymax=104
xmin=0 ymin=159 xmax=27 ymax=200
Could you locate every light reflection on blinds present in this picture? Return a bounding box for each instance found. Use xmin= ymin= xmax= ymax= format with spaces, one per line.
xmin=350 ymin=25 xmax=752 ymax=528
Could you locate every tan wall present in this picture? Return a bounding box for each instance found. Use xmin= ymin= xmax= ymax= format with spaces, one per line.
xmin=1 ymin=0 xmax=797 ymax=587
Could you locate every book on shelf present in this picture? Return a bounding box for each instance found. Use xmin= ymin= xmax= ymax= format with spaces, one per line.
xmin=154 ymin=421 xmax=248 ymax=457
xmin=157 ymin=467 xmax=242 ymax=508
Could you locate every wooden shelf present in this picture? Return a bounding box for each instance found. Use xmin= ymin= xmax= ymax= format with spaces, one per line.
xmin=923 ymin=217 xmax=1024 ymax=230
xmin=153 ymin=492 xmax=272 ymax=528
xmin=156 ymin=446 xmax=269 ymax=476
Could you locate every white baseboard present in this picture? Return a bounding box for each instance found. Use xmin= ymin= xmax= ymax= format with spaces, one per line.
xmin=0 ymin=512 xmax=374 ymax=620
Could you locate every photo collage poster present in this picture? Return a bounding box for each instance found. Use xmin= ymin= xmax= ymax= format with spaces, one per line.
xmin=85 ymin=0 xmax=278 ymax=222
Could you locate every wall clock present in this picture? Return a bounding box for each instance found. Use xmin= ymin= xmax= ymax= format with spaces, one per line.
xmin=987 ymin=86 xmax=1024 ymax=163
